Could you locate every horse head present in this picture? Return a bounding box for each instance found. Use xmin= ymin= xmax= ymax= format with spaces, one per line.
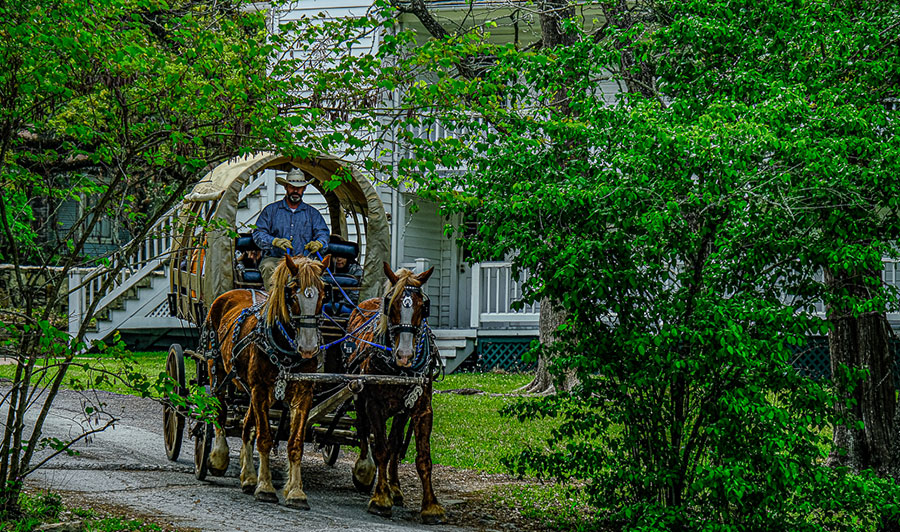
xmin=267 ymin=255 xmax=331 ymax=358
xmin=380 ymin=261 xmax=434 ymax=368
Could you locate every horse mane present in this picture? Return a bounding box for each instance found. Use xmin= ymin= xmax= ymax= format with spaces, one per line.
xmin=266 ymin=257 xmax=325 ymax=326
xmin=377 ymin=268 xmax=422 ymax=334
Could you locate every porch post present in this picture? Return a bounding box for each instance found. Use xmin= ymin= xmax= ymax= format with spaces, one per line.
xmin=68 ymin=269 xmax=83 ymax=340
xmin=470 ymin=263 xmax=481 ymax=329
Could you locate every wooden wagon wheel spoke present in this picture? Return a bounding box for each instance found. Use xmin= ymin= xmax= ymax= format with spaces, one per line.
xmin=194 ymin=420 xmax=214 ymax=481
xmin=162 ymin=343 xmax=186 ymax=461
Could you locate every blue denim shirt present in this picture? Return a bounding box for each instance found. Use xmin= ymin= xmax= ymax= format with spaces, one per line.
xmin=252 ymin=199 xmax=330 ymax=258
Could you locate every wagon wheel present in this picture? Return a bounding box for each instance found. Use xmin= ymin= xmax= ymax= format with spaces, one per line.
xmin=162 ymin=343 xmax=186 ymax=461
xmin=194 ymin=421 xmax=214 ymax=480
xmin=321 ymin=443 xmax=340 ymax=467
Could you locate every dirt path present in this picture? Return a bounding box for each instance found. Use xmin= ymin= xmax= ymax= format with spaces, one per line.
xmin=15 ymin=388 xmax=539 ymax=532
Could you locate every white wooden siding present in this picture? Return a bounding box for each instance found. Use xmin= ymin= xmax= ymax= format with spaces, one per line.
xmin=276 ymin=0 xmax=378 ymax=55
xmin=399 ymin=194 xmax=453 ymax=328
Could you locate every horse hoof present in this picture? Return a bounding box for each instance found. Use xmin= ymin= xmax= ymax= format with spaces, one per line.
xmin=241 ymin=483 xmax=256 ymax=495
xmin=352 ymin=475 xmax=374 ymax=494
xmin=208 ymin=466 xmax=227 ymax=477
xmin=367 ymin=502 xmax=392 ymax=518
xmin=286 ymin=498 xmax=311 ymax=511
xmin=255 ymin=491 xmax=278 ymax=504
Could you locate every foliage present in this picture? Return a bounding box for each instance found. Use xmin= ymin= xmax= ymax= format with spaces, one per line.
xmin=346 ymin=0 xmax=900 ymax=529
xmin=0 ymin=0 xmax=277 ymax=515
xmin=0 ymin=490 xmax=161 ymax=531
xmin=1 ymin=0 xmax=274 ymax=263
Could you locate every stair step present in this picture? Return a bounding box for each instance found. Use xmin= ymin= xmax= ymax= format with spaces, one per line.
xmin=435 ymin=339 xmax=468 ymax=348
xmin=94 ymin=276 xmax=157 ymax=323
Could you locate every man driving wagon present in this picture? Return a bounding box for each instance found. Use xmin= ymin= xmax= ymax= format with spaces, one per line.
xmin=253 ymin=168 xmax=330 ymax=292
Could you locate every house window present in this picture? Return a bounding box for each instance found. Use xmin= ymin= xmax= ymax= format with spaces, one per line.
xmin=78 ymin=195 xmax=120 ymax=246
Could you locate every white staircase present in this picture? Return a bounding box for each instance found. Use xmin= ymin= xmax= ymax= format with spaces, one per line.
xmin=70 ymin=172 xmax=272 ymax=348
xmin=432 ymin=329 xmax=475 ymax=374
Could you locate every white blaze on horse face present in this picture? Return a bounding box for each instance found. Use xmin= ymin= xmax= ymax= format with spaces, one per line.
xmin=296 ymin=284 xmax=320 ymax=356
xmin=394 ymin=294 xmax=416 ymax=367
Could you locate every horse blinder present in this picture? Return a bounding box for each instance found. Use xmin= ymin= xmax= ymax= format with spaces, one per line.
xmin=286 ymin=284 xmax=321 ymax=329
xmin=383 ymin=288 xmax=430 ymax=320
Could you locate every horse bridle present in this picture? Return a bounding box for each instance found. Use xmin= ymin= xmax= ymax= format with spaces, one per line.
xmin=285 ymin=281 xmax=323 ymax=330
xmin=383 ymin=286 xmax=430 ymax=339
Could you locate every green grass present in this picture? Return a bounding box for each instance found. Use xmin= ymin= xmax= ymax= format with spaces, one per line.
xmin=489 ymin=483 xmax=603 ymax=532
xmin=0 ymin=351 xmax=175 ymax=397
xmin=430 ymin=372 xmax=556 ymax=472
xmin=1 ymin=491 xmax=161 ymax=532
xmin=433 ymin=372 xmax=533 ymax=394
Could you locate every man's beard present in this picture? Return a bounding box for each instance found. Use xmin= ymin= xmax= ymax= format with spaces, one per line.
xmin=288 ymin=193 xmax=302 ymax=203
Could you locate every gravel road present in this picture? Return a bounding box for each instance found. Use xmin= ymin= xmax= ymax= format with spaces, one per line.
xmin=11 ymin=387 xmax=535 ymax=532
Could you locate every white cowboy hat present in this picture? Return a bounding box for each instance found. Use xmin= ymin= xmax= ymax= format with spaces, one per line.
xmin=276 ymin=168 xmax=313 ymax=188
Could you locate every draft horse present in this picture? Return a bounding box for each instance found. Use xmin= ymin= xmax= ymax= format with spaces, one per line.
xmin=201 ymin=255 xmax=329 ymax=509
xmin=343 ymin=262 xmax=445 ymax=524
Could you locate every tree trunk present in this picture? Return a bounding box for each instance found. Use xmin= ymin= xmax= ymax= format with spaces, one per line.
xmin=825 ymin=267 xmax=900 ymax=480
xmin=514 ymin=0 xmax=579 ymax=395
xmin=519 ymin=297 xmax=573 ymax=394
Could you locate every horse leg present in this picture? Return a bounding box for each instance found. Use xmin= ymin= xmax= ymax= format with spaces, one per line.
xmin=411 ymin=395 xmax=445 ymax=525
xmin=251 ymin=386 xmax=278 ymax=503
xmin=239 ymin=405 xmax=257 ymax=494
xmin=387 ymin=412 xmax=410 ymax=507
xmin=208 ymin=361 xmax=230 ymax=476
xmin=366 ymin=398 xmax=394 ymax=517
xmin=352 ymin=398 xmax=375 ymax=493
xmin=283 ymin=382 xmax=314 ymax=510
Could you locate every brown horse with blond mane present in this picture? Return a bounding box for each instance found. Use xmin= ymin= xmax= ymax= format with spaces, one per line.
xmin=201 ymin=254 xmax=329 ymax=509
xmin=343 ymin=262 xmax=445 ymax=524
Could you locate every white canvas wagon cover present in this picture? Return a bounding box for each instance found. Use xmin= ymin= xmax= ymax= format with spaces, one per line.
xmin=169 ymin=152 xmax=390 ymax=324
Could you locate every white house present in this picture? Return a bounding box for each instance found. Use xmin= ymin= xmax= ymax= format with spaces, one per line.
xmin=67 ymin=1 xmax=555 ymax=372
xmin=68 ymin=1 xmax=900 ymax=372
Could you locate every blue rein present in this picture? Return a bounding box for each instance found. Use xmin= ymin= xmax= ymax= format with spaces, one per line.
xmin=320 ymin=310 xmax=389 ymax=351
xmin=312 ymin=250 xmax=393 ymax=351
xmin=309 ymin=251 xmax=429 ymax=361
xmin=315 ymin=251 xmax=375 ymax=317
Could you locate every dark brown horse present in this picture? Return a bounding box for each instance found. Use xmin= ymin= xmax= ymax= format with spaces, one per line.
xmin=343 ymin=262 xmax=445 ymax=524
xmin=202 ymin=255 xmax=329 ymax=509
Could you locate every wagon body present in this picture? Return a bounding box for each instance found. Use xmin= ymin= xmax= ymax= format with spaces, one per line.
xmin=160 ymin=153 xmax=422 ymax=477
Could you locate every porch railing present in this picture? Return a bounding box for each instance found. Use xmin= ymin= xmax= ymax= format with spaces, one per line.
xmin=467 ymin=258 xmax=900 ymax=330
xmin=68 ymin=171 xmax=271 ymax=340
xmin=470 ymin=262 xmax=540 ymax=328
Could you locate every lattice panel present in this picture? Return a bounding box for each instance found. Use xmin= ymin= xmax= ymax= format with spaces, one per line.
xmin=476 ymin=338 xmax=537 ymax=372
xmin=146 ymin=301 xmax=172 ymax=319
xmin=470 ymin=335 xmax=900 ymax=382
xmin=789 ymin=336 xmax=900 ymax=383
xmin=790 ymin=336 xmax=831 ymax=380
